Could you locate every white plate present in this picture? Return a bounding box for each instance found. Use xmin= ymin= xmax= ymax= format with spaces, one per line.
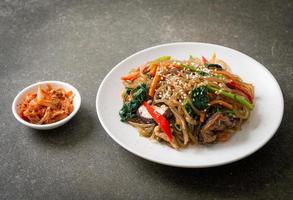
xmin=96 ymin=42 xmax=284 ymax=168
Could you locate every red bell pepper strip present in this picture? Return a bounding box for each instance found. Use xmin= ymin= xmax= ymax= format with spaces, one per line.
xmin=202 ymin=56 xmax=208 ymax=64
xmin=226 ymin=80 xmax=253 ymax=103
xmin=143 ymin=102 xmax=172 ymax=143
xmin=142 ymin=65 xmax=149 ymax=73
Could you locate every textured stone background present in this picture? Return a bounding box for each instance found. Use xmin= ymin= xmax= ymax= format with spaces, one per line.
xmin=0 ymin=0 xmax=292 ymax=199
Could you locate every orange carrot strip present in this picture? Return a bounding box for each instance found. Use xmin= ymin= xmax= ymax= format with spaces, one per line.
xmin=149 ymin=74 xmax=160 ymax=97
xmin=121 ymin=71 xmax=140 ymax=81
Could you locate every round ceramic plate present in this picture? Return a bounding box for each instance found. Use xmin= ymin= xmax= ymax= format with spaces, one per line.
xmin=96 ymin=42 xmax=284 ymax=168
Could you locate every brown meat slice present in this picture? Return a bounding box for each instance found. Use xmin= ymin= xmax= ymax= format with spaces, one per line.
xmin=199 ymin=113 xmax=233 ymax=144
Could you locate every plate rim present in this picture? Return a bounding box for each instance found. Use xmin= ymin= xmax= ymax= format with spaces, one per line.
xmin=96 ymin=42 xmax=284 ymax=168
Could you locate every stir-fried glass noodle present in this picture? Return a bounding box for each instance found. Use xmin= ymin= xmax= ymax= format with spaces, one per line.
xmin=119 ymin=54 xmax=254 ymax=149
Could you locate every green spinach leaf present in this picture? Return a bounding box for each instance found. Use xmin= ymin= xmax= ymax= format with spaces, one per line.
xmin=191 ymin=86 xmax=209 ymax=110
xmin=119 ymin=83 xmax=148 ymax=121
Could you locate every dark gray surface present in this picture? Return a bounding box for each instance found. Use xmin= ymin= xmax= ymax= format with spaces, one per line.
xmin=0 ymin=0 xmax=292 ymax=199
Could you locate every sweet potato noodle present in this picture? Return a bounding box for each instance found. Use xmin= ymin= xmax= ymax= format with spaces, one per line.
xmin=119 ymin=54 xmax=254 ymax=149
xmin=19 ymin=84 xmax=74 ymax=124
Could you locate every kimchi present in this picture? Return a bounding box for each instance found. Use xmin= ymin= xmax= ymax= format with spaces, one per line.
xmin=19 ymin=84 xmax=74 ymax=124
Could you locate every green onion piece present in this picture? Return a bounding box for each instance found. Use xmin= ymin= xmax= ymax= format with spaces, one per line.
xmin=155 ymin=56 xmax=171 ymax=62
xmin=149 ymin=56 xmax=171 ymax=66
xmin=206 ymin=85 xmax=254 ymax=110
xmin=181 ymin=64 xmax=209 ymax=76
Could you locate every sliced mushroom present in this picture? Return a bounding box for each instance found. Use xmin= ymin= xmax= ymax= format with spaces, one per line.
xmin=136 ymin=104 xmax=173 ymax=123
xmin=136 ymin=104 xmax=153 ymax=123
xmin=199 ymin=113 xmax=233 ymax=144
xmin=206 ymin=64 xmax=223 ymax=70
